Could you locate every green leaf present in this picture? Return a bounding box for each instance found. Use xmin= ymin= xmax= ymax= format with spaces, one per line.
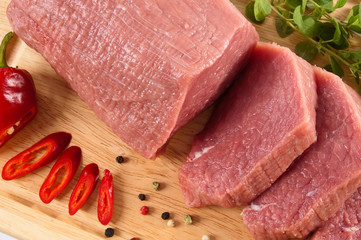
xmin=333 ymin=0 xmax=347 ymax=10
xmin=301 ymin=0 xmax=307 ymax=13
xmin=330 ymin=37 xmax=349 ymax=50
xmin=350 ymin=24 xmax=361 ymax=34
xmin=321 ymin=21 xmax=349 ymax=50
xmin=275 ymin=16 xmax=295 ymax=37
xmin=313 ymin=0 xmax=333 ymax=9
xmin=347 ymin=16 xmax=359 ymax=26
xmin=286 ymin=0 xmax=302 ymax=9
xmin=331 ymin=19 xmax=342 ymax=45
xmin=324 ymin=64 xmax=333 ymax=73
xmin=341 ymin=50 xmax=361 ymax=63
xmin=307 ymin=2 xmax=316 ymax=9
xmin=329 ymin=56 xmax=344 ymax=78
xmin=293 ymin=6 xmax=304 ymax=29
xmin=346 ymin=5 xmax=360 ymax=24
xmin=320 ymin=22 xmax=335 ymax=41
xmin=293 ymin=6 xmax=321 ymax=37
xmin=339 ymin=50 xmax=351 ymax=59
xmin=302 ymin=16 xmax=321 ymax=37
xmin=353 ymin=51 xmax=361 ymax=63
xmin=254 ymin=0 xmax=272 ymax=22
xmin=295 ymin=40 xmax=319 ymax=62
xmin=347 ymin=4 xmax=361 ymax=33
xmin=245 ymin=1 xmax=265 ymax=24
xmin=312 ymin=7 xmax=324 ymax=20
xmin=277 ymin=7 xmax=292 ymax=19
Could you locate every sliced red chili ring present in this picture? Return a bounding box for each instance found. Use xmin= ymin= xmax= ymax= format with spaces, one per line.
xmin=69 ymin=163 xmax=99 ymax=215
xmin=97 ymin=169 xmax=113 ymax=225
xmin=39 ymin=146 xmax=81 ymax=204
xmin=2 ymin=132 xmax=71 ymax=180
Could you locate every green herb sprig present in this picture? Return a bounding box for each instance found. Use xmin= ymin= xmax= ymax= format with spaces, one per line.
xmin=246 ymin=0 xmax=361 ymax=86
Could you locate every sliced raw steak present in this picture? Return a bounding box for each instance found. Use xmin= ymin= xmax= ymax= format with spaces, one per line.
xmin=242 ymin=67 xmax=361 ymax=240
xmin=178 ymin=42 xmax=317 ymax=208
xmin=312 ymin=188 xmax=361 ymax=240
xmin=6 ymin=0 xmax=258 ymax=159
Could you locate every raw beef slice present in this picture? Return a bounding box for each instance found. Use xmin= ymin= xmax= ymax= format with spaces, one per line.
xmin=312 ymin=188 xmax=361 ymax=240
xmin=178 ymin=42 xmax=317 ymax=208
xmin=242 ymin=67 xmax=361 ymax=240
xmin=6 ymin=0 xmax=258 ymax=159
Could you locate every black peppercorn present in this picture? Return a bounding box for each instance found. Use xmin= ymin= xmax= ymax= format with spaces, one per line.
xmin=138 ymin=193 xmax=146 ymax=201
xmin=116 ymin=156 xmax=124 ymax=163
xmin=105 ymin=228 xmax=114 ymax=237
xmin=161 ymin=212 xmax=170 ymax=220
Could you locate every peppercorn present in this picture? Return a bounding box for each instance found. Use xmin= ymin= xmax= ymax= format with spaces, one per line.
xmin=152 ymin=181 xmax=160 ymax=191
xmin=167 ymin=219 xmax=175 ymax=227
xmin=202 ymin=235 xmax=211 ymax=240
xmin=161 ymin=212 xmax=170 ymax=220
xmin=140 ymin=206 xmax=149 ymax=215
xmin=184 ymin=215 xmax=193 ymax=225
xmin=130 ymin=238 xmax=139 ymax=240
xmin=138 ymin=193 xmax=146 ymax=201
xmin=116 ymin=156 xmax=124 ymax=163
xmin=104 ymin=228 xmax=114 ymax=237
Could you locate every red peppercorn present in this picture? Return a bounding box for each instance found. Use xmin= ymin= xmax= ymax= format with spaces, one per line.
xmin=140 ymin=206 xmax=149 ymax=215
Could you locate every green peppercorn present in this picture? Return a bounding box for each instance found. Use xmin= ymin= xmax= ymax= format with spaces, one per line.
xmin=105 ymin=228 xmax=114 ymax=237
xmin=161 ymin=212 xmax=170 ymax=220
xmin=184 ymin=215 xmax=193 ymax=225
xmin=152 ymin=181 xmax=160 ymax=191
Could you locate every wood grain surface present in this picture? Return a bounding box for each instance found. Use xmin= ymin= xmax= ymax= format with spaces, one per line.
xmin=0 ymin=0 xmax=358 ymax=239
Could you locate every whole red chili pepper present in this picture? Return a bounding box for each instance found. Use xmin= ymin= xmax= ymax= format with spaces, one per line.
xmin=98 ymin=169 xmax=113 ymax=225
xmin=69 ymin=163 xmax=99 ymax=215
xmin=2 ymin=132 xmax=71 ymax=180
xmin=0 ymin=32 xmax=37 ymax=147
xmin=39 ymin=146 xmax=81 ymax=204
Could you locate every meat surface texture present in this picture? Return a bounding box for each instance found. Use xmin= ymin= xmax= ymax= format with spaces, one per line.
xmin=6 ymin=0 xmax=258 ymax=159
xmin=312 ymin=188 xmax=361 ymax=240
xmin=178 ymin=42 xmax=317 ymax=208
xmin=242 ymin=67 xmax=361 ymax=240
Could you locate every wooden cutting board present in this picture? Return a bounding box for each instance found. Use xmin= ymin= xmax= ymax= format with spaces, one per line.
xmin=0 ymin=0 xmax=358 ymax=239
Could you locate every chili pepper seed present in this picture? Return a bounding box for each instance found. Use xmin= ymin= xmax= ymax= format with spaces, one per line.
xmin=138 ymin=193 xmax=146 ymax=201
xmin=105 ymin=228 xmax=114 ymax=237
xmin=152 ymin=181 xmax=160 ymax=191
xmin=184 ymin=214 xmax=193 ymax=225
xmin=7 ymin=126 xmax=14 ymax=135
xmin=116 ymin=156 xmax=124 ymax=163
xmin=161 ymin=212 xmax=170 ymax=220
xmin=140 ymin=206 xmax=149 ymax=215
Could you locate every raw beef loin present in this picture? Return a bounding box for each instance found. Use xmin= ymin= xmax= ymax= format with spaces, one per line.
xmin=312 ymin=188 xmax=361 ymax=240
xmin=242 ymin=67 xmax=361 ymax=240
xmin=178 ymin=42 xmax=317 ymax=208
xmin=6 ymin=0 xmax=258 ymax=159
